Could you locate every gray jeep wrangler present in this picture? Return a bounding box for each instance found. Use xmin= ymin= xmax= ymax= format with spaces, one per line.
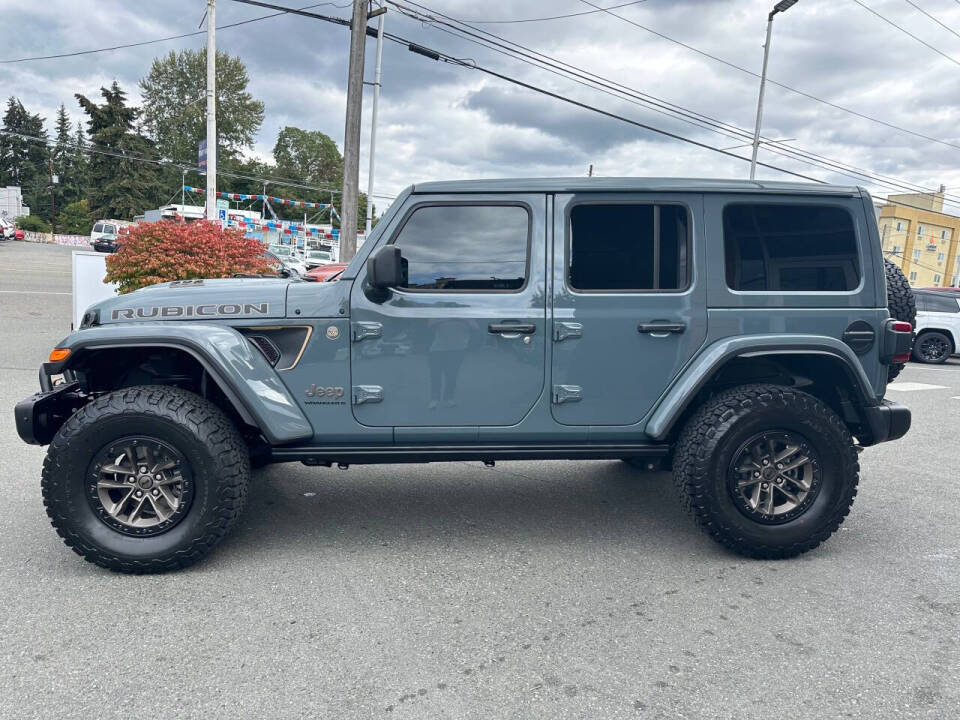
xmin=16 ymin=178 xmax=915 ymax=573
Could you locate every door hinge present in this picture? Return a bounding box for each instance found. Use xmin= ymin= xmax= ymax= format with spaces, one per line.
xmin=552 ymin=384 xmax=583 ymax=404
xmin=352 ymin=385 xmax=384 ymax=405
xmin=553 ymin=321 xmax=583 ymax=342
xmin=352 ymin=321 xmax=382 ymax=342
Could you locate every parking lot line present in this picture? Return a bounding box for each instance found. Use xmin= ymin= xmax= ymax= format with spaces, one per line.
xmin=0 ymin=290 xmax=71 ymax=296
xmin=886 ymin=382 xmax=949 ymax=391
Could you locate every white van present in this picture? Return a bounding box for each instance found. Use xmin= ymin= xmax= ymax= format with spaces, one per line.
xmin=90 ymin=220 xmax=129 ymax=245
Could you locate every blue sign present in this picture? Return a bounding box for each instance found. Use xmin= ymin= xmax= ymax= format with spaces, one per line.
xmin=217 ymin=208 xmax=226 ymax=222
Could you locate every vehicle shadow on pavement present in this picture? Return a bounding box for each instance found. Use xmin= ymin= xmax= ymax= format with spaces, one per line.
xmin=223 ymin=460 xmax=710 ymax=558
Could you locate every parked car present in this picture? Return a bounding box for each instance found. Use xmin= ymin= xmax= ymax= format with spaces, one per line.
xmin=90 ymin=220 xmax=129 ymax=245
xmin=0 ymin=217 xmax=14 ymax=240
xmin=15 ymin=178 xmax=914 ymax=573
xmin=267 ymin=244 xmax=307 ymax=275
xmin=13 ymin=226 xmax=24 ymax=240
xmin=911 ymin=289 xmax=960 ymax=363
xmin=92 ymin=233 xmax=121 ymax=254
xmin=306 ymin=262 xmax=347 ymax=282
xmin=304 ymin=249 xmax=334 ymax=269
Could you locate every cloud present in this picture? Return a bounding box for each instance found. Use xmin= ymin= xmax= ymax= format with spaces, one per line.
xmin=2 ymin=0 xmax=960 ymax=207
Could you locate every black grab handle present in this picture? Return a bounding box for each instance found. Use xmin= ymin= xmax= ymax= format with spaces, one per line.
xmin=638 ymin=322 xmax=686 ymax=334
xmin=489 ymin=323 xmax=536 ymax=334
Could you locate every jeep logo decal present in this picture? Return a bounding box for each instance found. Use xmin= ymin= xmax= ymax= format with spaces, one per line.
xmin=111 ymin=303 xmax=270 ymax=320
xmin=305 ymin=385 xmax=344 ymax=398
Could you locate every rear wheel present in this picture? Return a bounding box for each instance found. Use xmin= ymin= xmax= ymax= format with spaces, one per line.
xmin=673 ymin=384 xmax=859 ymax=559
xmin=912 ymin=331 xmax=952 ymax=364
xmin=42 ymin=385 xmax=249 ymax=573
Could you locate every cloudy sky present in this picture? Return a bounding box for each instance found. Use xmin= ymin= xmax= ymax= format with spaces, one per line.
xmin=3 ymin=0 xmax=960 ymax=211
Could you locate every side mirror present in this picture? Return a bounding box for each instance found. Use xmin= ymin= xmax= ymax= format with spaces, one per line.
xmin=366 ymin=245 xmax=404 ymax=289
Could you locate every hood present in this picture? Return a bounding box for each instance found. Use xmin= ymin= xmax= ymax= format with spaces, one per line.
xmin=85 ymin=277 xmax=291 ymax=325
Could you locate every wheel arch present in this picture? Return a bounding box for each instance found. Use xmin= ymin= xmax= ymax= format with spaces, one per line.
xmin=646 ymin=335 xmax=881 ymax=444
xmin=47 ymin=323 xmax=313 ymax=446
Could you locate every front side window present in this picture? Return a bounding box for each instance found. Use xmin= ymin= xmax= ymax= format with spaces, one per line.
xmin=567 ymin=203 xmax=689 ymax=291
xmin=723 ymin=203 xmax=860 ymax=292
xmin=393 ymin=204 xmax=528 ymax=291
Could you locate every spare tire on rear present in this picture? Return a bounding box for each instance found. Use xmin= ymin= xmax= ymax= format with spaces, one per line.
xmin=884 ymin=258 xmax=916 ymax=382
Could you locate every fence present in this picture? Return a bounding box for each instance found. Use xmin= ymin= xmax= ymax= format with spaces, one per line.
xmin=22 ymin=231 xmax=90 ymax=247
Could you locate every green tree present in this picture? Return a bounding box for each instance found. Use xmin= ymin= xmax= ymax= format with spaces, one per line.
xmin=58 ymin=199 xmax=92 ymax=234
xmin=51 ymin=105 xmax=79 ymax=215
xmin=273 ymin=126 xmax=342 ymax=185
xmin=0 ymin=97 xmax=49 ymax=220
xmin=72 ymin=120 xmax=89 ymax=198
xmin=76 ymin=81 xmax=164 ymax=220
xmin=16 ymin=214 xmax=50 ymax=232
xmin=139 ymin=49 xmax=264 ymax=165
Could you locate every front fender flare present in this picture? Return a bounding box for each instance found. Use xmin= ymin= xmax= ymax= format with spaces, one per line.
xmin=48 ymin=322 xmax=313 ymax=445
xmin=645 ymin=334 xmax=879 ymax=441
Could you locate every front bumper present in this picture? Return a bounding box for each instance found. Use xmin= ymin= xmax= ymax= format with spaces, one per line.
xmin=14 ymin=380 xmax=83 ymax=445
xmin=862 ymin=399 xmax=911 ymax=445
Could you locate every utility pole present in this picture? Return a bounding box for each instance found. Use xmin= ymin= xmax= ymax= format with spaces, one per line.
xmin=749 ymin=0 xmax=798 ymax=180
xmin=588 ymin=164 xmax=593 ymax=177
xmin=205 ymin=0 xmax=218 ymax=221
xmin=340 ymin=0 xmax=368 ymax=261
xmin=365 ymin=3 xmax=386 ymax=237
xmin=48 ymin=157 xmax=55 ymax=237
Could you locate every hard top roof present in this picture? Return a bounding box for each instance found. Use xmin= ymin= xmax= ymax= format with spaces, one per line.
xmin=411 ymin=177 xmax=862 ymax=196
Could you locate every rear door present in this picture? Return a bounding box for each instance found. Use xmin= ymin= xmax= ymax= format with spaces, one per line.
xmin=550 ymin=193 xmax=707 ymax=426
xmin=349 ymin=195 xmax=547 ymax=429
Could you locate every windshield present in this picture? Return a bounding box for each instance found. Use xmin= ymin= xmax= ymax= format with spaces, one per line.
xmin=269 ymin=246 xmax=293 ymax=257
xmin=307 ymin=251 xmax=332 ymax=260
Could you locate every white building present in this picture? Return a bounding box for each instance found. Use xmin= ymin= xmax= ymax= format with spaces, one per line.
xmin=0 ymin=186 xmax=29 ymax=219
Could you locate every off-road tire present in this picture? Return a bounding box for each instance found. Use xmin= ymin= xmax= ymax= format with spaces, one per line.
xmin=673 ymin=384 xmax=859 ymax=559
xmin=42 ymin=385 xmax=249 ymax=573
xmin=884 ymin=258 xmax=916 ymax=382
xmin=911 ymin=330 xmax=953 ymax=364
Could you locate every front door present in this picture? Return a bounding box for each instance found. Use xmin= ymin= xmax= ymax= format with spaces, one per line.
xmin=550 ymin=193 xmax=707 ymax=426
xmin=350 ymin=195 xmax=547 ymax=429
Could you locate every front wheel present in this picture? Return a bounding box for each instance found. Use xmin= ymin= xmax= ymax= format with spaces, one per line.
xmin=41 ymin=386 xmax=249 ymax=573
xmin=673 ymin=384 xmax=859 ymax=559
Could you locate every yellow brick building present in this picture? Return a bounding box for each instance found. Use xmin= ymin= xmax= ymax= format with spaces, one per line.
xmin=878 ymin=188 xmax=960 ymax=288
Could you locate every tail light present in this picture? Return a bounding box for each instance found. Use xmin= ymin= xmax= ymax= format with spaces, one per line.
xmin=892 ymin=321 xmax=913 ymax=363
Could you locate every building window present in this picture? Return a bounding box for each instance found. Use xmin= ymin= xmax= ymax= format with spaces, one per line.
xmin=942 ymin=229 xmax=948 ymax=240
xmin=934 ymin=274 xmax=942 ymax=284
xmin=938 ymin=252 xmax=946 ymax=263
xmin=953 ymin=274 xmax=958 ymax=286
xmin=722 ymin=203 xmax=859 ymax=292
xmin=910 ymin=271 xmax=917 ymax=282
xmin=918 ymin=225 xmax=925 ymax=235
xmin=896 ymin=221 xmax=903 ymax=231
xmin=892 ymin=245 xmax=901 ymax=253
xmin=570 ymin=204 xmax=690 ymax=291
xmin=392 ymin=204 xmax=529 ymax=291
xmin=913 ymin=249 xmax=921 ymax=261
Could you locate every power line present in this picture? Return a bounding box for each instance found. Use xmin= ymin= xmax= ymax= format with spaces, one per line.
xmin=573 ymin=0 xmax=960 ymax=153
xmin=456 ymin=0 xmax=650 ymax=25
xmin=851 ymin=0 xmax=960 ymax=67
xmin=387 ymin=0 xmax=960 ymax=208
xmin=0 ymin=2 xmax=346 ymax=64
xmin=903 ymin=0 xmax=960 ymax=42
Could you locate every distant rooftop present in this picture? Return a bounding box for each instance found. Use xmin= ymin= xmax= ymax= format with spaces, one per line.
xmin=411 ymin=177 xmax=862 ymax=196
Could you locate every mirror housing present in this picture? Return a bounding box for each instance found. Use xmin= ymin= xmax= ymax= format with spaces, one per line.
xmin=366 ymin=245 xmax=404 ymax=289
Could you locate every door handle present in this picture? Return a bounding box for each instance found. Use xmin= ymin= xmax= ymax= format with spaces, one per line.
xmin=489 ymin=323 xmax=536 ymax=335
xmin=638 ymin=322 xmax=686 ymax=335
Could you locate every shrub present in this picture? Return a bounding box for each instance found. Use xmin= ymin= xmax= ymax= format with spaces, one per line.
xmin=16 ymin=215 xmax=50 ymax=233
xmin=58 ymin=200 xmax=93 ymax=235
xmin=104 ymin=220 xmax=274 ymax=294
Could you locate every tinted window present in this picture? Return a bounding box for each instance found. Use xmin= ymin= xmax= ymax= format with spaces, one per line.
xmin=568 ymin=204 xmax=689 ymax=291
xmin=917 ymin=292 xmax=960 ymax=313
xmin=393 ymin=205 xmax=528 ymax=291
xmin=724 ymin=204 xmax=860 ymax=291
xmin=92 ymin=223 xmax=104 ymax=233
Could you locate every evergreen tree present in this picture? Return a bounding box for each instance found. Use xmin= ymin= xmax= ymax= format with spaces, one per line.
xmin=0 ymin=97 xmax=49 ymax=219
xmin=76 ymin=82 xmax=164 ymax=220
xmin=72 ymin=121 xmax=89 ymax=199
xmin=51 ymin=105 xmax=76 ymax=215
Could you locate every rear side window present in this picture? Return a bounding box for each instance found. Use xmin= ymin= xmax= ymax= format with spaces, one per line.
xmin=917 ymin=292 xmax=960 ymax=313
xmin=393 ymin=204 xmax=528 ymax=291
xmin=723 ymin=203 xmax=860 ymax=292
xmin=568 ymin=204 xmax=689 ymax=291
xmin=92 ymin=223 xmax=104 ymax=233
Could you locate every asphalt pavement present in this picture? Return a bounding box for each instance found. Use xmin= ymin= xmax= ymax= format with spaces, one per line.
xmin=0 ymin=239 xmax=957 ymax=719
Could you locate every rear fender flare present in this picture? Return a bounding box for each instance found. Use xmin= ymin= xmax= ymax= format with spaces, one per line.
xmin=645 ymin=334 xmax=879 ymax=441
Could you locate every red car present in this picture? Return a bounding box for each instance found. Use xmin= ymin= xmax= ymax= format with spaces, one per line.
xmin=13 ymin=227 xmax=24 ymax=240
xmin=306 ymin=263 xmax=348 ymax=282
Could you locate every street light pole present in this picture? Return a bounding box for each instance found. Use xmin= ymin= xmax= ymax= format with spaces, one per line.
xmin=749 ymin=0 xmax=798 ymax=181
xmin=205 ymin=0 xmax=218 ymax=221
xmin=365 ymin=3 xmax=386 ymax=238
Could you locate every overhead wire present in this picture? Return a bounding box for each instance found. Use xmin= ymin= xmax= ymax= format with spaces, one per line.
xmin=902 ymin=0 xmax=960 ymax=42
xmin=851 ymin=0 xmax=960 ymax=66
xmin=388 ymin=0 xmax=960 ymax=208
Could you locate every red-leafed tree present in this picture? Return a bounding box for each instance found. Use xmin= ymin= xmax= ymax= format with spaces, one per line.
xmin=105 ymin=220 xmax=273 ymax=294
